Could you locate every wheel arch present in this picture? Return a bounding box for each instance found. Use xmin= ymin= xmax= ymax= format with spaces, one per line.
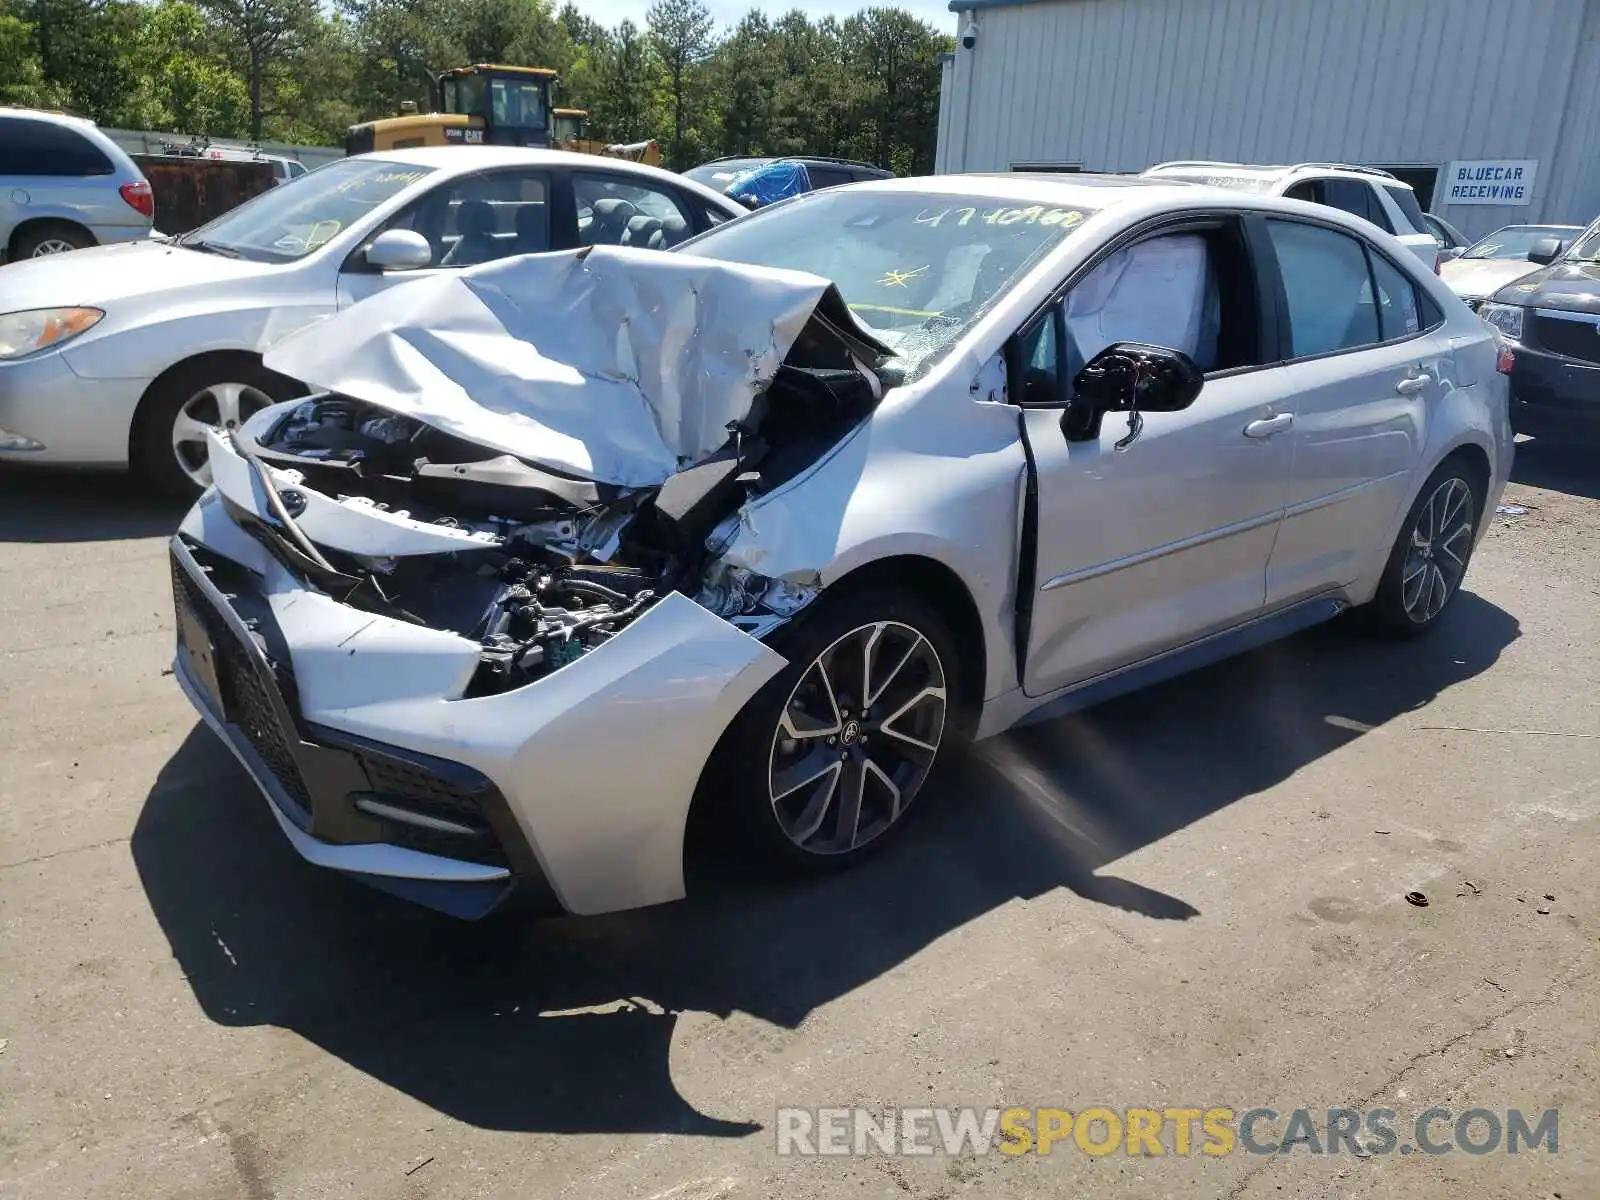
xmin=816 ymin=553 xmax=988 ymax=731
xmin=682 ymin=550 xmax=990 ymax=880
xmin=1419 ymin=438 xmax=1493 ymax=533
xmin=127 ymin=349 xmax=303 ymax=464
xmin=8 ymin=216 xmax=95 ymax=257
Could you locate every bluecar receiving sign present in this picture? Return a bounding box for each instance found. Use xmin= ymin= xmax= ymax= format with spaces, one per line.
xmin=1446 ymin=160 xmax=1538 ymax=205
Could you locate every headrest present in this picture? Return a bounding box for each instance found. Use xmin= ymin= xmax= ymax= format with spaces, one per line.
xmin=455 ymin=199 xmax=495 ymax=236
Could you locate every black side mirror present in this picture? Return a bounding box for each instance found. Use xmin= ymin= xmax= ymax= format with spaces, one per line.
xmin=1061 ymin=342 xmax=1204 ymax=443
xmin=1526 ymin=237 xmax=1562 ymax=266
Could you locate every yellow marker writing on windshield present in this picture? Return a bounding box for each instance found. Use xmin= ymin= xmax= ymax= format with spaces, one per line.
xmin=877 ymin=266 xmax=929 ymax=288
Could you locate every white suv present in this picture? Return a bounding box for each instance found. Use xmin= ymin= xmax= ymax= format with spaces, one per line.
xmin=1142 ymin=162 xmax=1440 ymax=270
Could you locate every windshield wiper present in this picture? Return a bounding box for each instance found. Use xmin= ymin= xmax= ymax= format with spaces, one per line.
xmin=179 ymin=238 xmax=244 ymax=259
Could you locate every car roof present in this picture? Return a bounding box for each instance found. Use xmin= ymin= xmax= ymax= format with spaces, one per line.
xmin=842 ymin=171 xmax=1211 ymax=209
xmin=0 ymin=105 xmax=97 ymax=128
xmin=1144 ymin=160 xmax=1413 ymax=188
xmin=1489 ymin=223 xmax=1583 ymax=233
xmin=356 ymin=146 xmax=744 ymax=210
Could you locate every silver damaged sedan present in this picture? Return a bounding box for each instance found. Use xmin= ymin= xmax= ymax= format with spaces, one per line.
xmin=168 ymin=174 xmax=1513 ymax=919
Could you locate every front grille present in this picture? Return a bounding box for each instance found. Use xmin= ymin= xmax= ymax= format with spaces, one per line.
xmin=1530 ymin=311 xmax=1600 ymax=365
xmin=360 ymin=755 xmax=484 ymax=819
xmin=352 ymin=750 xmax=508 ymax=868
xmin=171 ymin=552 xmax=312 ymax=815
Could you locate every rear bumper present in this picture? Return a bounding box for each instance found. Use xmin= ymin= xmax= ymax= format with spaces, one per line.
xmin=1509 ymin=343 xmax=1600 ymax=441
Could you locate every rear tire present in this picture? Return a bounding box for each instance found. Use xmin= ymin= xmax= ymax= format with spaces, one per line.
xmin=702 ymin=586 xmax=965 ymax=874
xmin=1364 ymin=458 xmax=1483 ymax=638
xmin=131 ymin=358 xmax=298 ymax=500
xmin=13 ymin=221 xmax=94 ymax=258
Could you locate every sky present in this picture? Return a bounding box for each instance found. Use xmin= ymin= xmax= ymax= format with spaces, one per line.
xmin=571 ymin=0 xmax=959 ymax=34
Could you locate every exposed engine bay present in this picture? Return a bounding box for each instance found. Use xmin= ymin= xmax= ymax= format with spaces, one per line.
xmin=234 ymin=352 xmax=880 ymax=696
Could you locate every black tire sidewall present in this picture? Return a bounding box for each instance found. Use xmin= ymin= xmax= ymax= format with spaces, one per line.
xmin=132 ymin=359 xmax=296 ymax=500
xmin=1370 ymin=458 xmax=1483 ymax=637
xmin=14 ymin=222 xmax=92 ymax=258
xmin=706 ymin=585 xmax=965 ymax=873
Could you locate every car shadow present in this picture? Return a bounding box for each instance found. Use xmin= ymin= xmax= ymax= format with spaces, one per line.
xmin=130 ymin=590 xmax=1519 ymax=1137
xmin=1510 ymin=437 xmax=1600 ymax=501
xmin=0 ymin=467 xmax=185 ymax=543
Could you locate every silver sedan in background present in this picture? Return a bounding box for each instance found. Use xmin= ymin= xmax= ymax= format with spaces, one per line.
xmin=0 ymin=147 xmax=744 ymax=493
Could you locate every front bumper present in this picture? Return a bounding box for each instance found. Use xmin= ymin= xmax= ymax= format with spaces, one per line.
xmin=0 ymin=349 xmax=145 ymax=466
xmin=169 ymin=482 xmax=787 ymax=919
xmin=1508 ymin=338 xmax=1600 ymax=442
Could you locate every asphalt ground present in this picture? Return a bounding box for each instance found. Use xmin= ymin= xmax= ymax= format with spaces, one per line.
xmin=1 ymin=439 xmax=1596 ymax=1200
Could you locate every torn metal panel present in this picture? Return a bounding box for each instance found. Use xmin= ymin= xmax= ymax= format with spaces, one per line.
xmin=262 ymin=245 xmax=885 ymax=488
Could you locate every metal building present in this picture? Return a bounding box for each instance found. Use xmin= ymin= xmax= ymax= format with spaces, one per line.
xmin=936 ymin=0 xmax=1600 ymax=238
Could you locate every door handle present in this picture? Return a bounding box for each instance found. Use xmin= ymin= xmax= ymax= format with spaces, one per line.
xmin=1243 ymin=413 xmax=1294 ymax=438
xmin=1395 ymin=374 xmax=1429 ymax=395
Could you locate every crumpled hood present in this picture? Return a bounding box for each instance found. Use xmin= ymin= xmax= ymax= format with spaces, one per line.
xmin=1488 ymin=257 xmax=1600 ymax=313
xmin=1439 ymin=257 xmax=1544 ymax=301
xmin=0 ymin=239 xmax=275 ymax=310
xmin=262 ymin=244 xmax=888 ymax=489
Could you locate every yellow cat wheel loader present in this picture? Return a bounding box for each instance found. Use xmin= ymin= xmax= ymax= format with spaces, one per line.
xmin=346 ymin=66 xmax=662 ymax=166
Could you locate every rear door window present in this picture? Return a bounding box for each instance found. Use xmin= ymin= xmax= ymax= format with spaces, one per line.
xmin=0 ymin=118 xmax=114 ymax=176
xmin=1265 ymin=219 xmax=1381 ymax=357
xmin=574 ymin=174 xmax=695 ymax=249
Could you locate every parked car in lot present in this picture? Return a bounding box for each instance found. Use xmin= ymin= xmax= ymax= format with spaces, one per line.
xmin=1423 ymin=212 xmax=1471 ymax=262
xmin=167 ymin=173 xmax=1510 ymax=919
xmin=1440 ymin=223 xmax=1585 ymax=308
xmin=0 ymin=107 xmax=154 ymax=259
xmin=1477 ymin=214 xmax=1600 ymax=442
xmin=684 ymin=155 xmax=892 ymax=205
xmin=1141 ymin=161 xmax=1441 ymax=269
xmin=0 ymin=147 xmax=745 ymax=493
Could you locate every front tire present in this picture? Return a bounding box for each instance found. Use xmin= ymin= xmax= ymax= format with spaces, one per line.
xmin=1365 ymin=459 xmax=1483 ymax=637
xmin=708 ymin=587 xmax=964 ymax=872
xmin=131 ymin=358 xmax=297 ymax=500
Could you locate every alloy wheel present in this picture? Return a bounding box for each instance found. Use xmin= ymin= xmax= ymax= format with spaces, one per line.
xmin=768 ymin=620 xmax=947 ymax=855
xmin=30 ymin=238 xmax=79 ymax=256
xmin=1401 ymin=476 xmax=1474 ymax=624
xmin=171 ymin=381 xmax=275 ymax=488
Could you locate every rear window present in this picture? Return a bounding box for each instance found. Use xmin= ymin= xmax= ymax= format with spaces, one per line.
xmin=682 ymin=159 xmax=768 ymax=193
xmin=0 ymin=118 xmax=114 ymax=177
xmin=805 ymin=166 xmax=858 ymax=190
xmin=1319 ymin=179 xmax=1394 ymax=233
xmin=1382 ymin=184 xmax=1429 ymax=235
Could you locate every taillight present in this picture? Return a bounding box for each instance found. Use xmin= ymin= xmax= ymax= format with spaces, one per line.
xmin=119 ymin=180 xmax=154 ymax=219
xmin=1496 ymin=343 xmax=1515 ymax=375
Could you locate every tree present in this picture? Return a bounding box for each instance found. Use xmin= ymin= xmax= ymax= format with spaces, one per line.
xmin=196 ymin=0 xmax=319 ymax=139
xmin=645 ymin=0 xmax=712 ymax=167
xmin=0 ymin=11 xmax=65 ymax=108
xmin=22 ymin=0 xmax=141 ymax=123
xmin=589 ymin=18 xmax=656 ymax=143
xmin=713 ymin=10 xmax=778 ymax=156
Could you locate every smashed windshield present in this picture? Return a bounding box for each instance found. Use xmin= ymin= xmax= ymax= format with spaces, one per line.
xmin=177 ymin=158 xmax=434 ymax=262
xmin=683 ymin=189 xmax=1094 ymax=377
xmin=1463 ymin=226 xmax=1582 ymax=261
